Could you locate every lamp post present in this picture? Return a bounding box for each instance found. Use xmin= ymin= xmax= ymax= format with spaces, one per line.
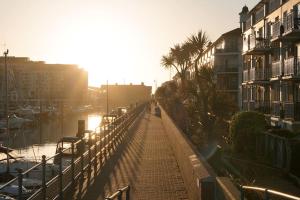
xmin=106 ymin=80 xmax=108 ymax=115
xmin=4 ymin=49 xmax=9 ymax=138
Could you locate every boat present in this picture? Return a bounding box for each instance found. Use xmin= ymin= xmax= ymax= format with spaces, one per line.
xmin=100 ymin=114 xmax=118 ymax=133
xmin=0 ymin=114 xmax=33 ymax=130
xmin=0 ymin=146 xmax=57 ymax=182
xmin=53 ymin=136 xmax=84 ymax=167
xmin=0 ymin=184 xmax=31 ymax=199
xmin=0 ymin=194 xmax=15 ymax=200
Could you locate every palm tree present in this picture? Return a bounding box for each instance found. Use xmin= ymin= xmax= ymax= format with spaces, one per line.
xmin=161 ymin=43 xmax=192 ymax=93
xmin=185 ymin=30 xmax=209 ymax=80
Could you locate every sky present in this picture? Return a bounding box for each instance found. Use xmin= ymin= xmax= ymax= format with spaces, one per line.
xmin=0 ymin=0 xmax=257 ymax=88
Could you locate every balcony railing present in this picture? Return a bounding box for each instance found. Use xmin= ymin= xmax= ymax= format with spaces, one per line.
xmin=244 ymin=37 xmax=271 ymax=54
xmin=271 ymin=60 xmax=281 ymax=77
xmin=245 ymin=100 xmax=271 ymax=114
xmin=249 ymin=67 xmax=271 ymax=81
xmin=283 ymin=11 xmax=300 ymax=33
xmin=271 ymin=101 xmax=281 ymax=117
xmin=272 ymin=21 xmax=281 ymax=39
xmin=243 ymin=70 xmax=249 ymax=82
xmin=283 ymin=102 xmax=300 ymax=121
xmin=283 ymin=102 xmax=294 ymax=119
xmin=284 ymin=57 xmax=300 ymax=77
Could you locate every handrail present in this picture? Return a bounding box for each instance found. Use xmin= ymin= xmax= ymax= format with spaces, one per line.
xmin=240 ymin=185 xmax=300 ymax=200
xmin=105 ymin=185 xmax=130 ymax=200
xmin=0 ymin=102 xmax=146 ymax=200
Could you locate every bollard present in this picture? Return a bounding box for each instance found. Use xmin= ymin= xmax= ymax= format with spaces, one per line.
xmin=17 ymin=169 xmax=23 ymax=200
xmin=42 ymin=155 xmax=46 ymax=200
xmin=59 ymin=149 xmax=63 ymax=199
xmin=126 ymin=186 xmax=130 ymax=200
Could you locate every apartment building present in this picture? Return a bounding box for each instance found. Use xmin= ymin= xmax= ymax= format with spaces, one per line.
xmin=240 ymin=0 xmax=300 ymax=131
xmin=199 ymin=28 xmax=243 ymax=109
xmin=0 ymin=57 xmax=88 ymax=106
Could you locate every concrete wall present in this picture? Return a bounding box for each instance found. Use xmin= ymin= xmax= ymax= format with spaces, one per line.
xmin=160 ymin=107 xmax=240 ymax=200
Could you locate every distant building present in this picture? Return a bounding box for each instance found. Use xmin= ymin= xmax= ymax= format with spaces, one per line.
xmin=240 ymin=0 xmax=300 ymax=131
xmin=0 ymin=57 xmax=88 ymax=107
xmin=199 ymin=28 xmax=243 ymax=109
xmin=99 ymin=83 xmax=152 ymax=110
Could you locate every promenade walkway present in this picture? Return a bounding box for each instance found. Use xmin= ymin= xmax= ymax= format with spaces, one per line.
xmin=79 ymin=109 xmax=189 ymax=200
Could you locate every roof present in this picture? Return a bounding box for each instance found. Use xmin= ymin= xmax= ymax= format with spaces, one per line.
xmin=203 ymin=28 xmax=241 ymax=54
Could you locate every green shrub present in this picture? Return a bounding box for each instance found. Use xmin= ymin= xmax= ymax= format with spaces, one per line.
xmin=230 ymin=111 xmax=267 ymax=155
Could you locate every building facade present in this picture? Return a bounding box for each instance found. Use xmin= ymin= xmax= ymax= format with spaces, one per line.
xmin=0 ymin=57 xmax=88 ymax=107
xmin=199 ymin=28 xmax=243 ymax=109
xmin=99 ymin=83 xmax=152 ymax=110
xmin=240 ymin=0 xmax=300 ymax=131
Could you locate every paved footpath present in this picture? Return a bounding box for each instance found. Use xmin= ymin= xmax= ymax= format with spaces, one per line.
xmin=81 ymin=111 xmax=189 ymax=200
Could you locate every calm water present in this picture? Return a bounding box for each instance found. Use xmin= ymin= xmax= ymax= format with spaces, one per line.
xmin=2 ymin=112 xmax=102 ymax=161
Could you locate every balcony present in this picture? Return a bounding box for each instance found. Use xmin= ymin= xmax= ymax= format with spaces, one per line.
xmin=243 ymin=70 xmax=249 ymax=83
xmin=244 ymin=37 xmax=271 ymax=55
xmin=271 ymin=60 xmax=281 ymax=78
xmin=283 ymin=57 xmax=300 ymax=78
xmin=249 ymin=67 xmax=271 ymax=82
xmin=283 ymin=102 xmax=300 ymax=121
xmin=271 ymin=21 xmax=282 ymax=41
xmin=271 ymin=101 xmax=281 ymax=117
xmin=282 ymin=11 xmax=300 ymax=40
xmin=284 ymin=102 xmax=294 ymax=119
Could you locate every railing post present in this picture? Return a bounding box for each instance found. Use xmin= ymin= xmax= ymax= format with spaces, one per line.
xmin=59 ymin=149 xmax=63 ymax=200
xmin=264 ymin=189 xmax=269 ymax=200
xmin=240 ymin=186 xmax=244 ymax=200
xmin=42 ymin=155 xmax=47 ymax=200
xmin=93 ymin=133 xmax=98 ymax=174
xmin=71 ymin=142 xmax=75 ymax=185
xmin=17 ymin=169 xmax=23 ymax=200
xmin=81 ymin=139 xmax=84 ymax=177
xmin=126 ymin=186 xmax=130 ymax=200
xmin=88 ymin=133 xmax=92 ymax=175
xmin=117 ymin=190 xmax=123 ymax=200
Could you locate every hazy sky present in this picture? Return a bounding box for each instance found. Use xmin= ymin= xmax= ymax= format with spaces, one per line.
xmin=0 ymin=0 xmax=257 ymax=87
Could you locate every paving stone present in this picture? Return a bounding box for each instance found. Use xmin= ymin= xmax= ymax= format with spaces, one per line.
xmin=82 ymin=112 xmax=189 ymax=200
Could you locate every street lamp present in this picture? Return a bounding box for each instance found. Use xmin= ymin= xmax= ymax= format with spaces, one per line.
xmin=4 ymin=49 xmax=9 ymax=136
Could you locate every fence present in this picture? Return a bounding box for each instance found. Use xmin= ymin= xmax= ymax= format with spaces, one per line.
xmin=0 ymin=103 xmax=146 ymax=200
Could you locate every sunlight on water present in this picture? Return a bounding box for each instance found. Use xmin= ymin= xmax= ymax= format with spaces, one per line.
xmin=11 ymin=113 xmax=103 ymax=160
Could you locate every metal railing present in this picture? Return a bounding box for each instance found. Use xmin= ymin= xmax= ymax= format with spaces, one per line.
xmin=0 ymin=103 xmax=146 ymax=200
xmin=271 ymin=101 xmax=281 ymax=117
xmin=240 ymin=185 xmax=300 ymax=200
xmin=272 ymin=21 xmax=281 ymax=39
xmin=243 ymin=70 xmax=249 ymax=82
xmin=284 ymin=57 xmax=300 ymax=77
xmin=105 ymin=185 xmax=130 ymax=200
xmin=272 ymin=60 xmax=281 ymax=77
